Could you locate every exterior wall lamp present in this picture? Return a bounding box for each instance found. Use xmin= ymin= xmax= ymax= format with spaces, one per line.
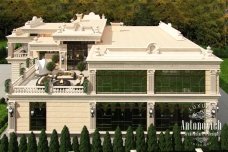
xmin=90 ymin=107 xmax=95 ymax=118
xmin=211 ymin=103 xmax=219 ymax=118
xmin=61 ymin=56 xmax=64 ymax=64
xmin=7 ymin=105 xmax=14 ymax=117
xmin=31 ymin=109 xmax=35 ymax=116
xmin=148 ymin=103 xmax=154 ymax=118
xmin=149 ymin=108 xmax=153 ymax=118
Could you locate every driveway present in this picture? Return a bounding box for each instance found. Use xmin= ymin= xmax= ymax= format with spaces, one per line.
xmin=217 ymin=88 xmax=228 ymax=126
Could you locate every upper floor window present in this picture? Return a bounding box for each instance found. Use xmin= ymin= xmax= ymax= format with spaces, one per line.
xmin=155 ymin=70 xmax=205 ymax=94
xmin=30 ymin=102 xmax=46 ymax=130
xmin=30 ymin=33 xmax=38 ymax=36
xmin=96 ymin=70 xmax=147 ymax=94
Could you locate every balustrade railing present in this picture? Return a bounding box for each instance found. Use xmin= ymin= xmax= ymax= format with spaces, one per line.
xmin=13 ymin=86 xmax=46 ymax=94
xmin=13 ymin=47 xmax=28 ymax=58
xmin=52 ymin=86 xmax=84 ymax=94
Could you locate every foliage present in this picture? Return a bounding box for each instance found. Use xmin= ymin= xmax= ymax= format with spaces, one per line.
xmin=208 ymin=129 xmax=220 ymax=151
xmin=221 ymin=123 xmax=228 ymax=150
xmin=83 ymin=78 xmax=89 ymax=93
xmin=26 ymin=58 xmax=30 ymax=68
xmin=79 ymin=126 xmax=90 ymax=152
xmin=220 ymin=58 xmax=228 ymax=93
xmin=136 ymin=125 xmax=146 ymax=152
xmin=173 ymin=124 xmax=182 ymax=151
xmin=0 ymin=97 xmax=6 ymax=104
xmin=164 ymin=130 xmax=173 ymax=151
xmin=213 ymin=46 xmax=228 ymax=58
xmin=33 ymin=58 xmax=36 ymax=65
xmin=103 ymin=131 xmax=112 ymax=152
xmin=113 ymin=127 xmax=123 ymax=152
xmin=77 ymin=61 xmax=86 ymax=73
xmin=125 ymin=126 xmax=135 ymax=152
xmin=60 ymin=125 xmax=72 ymax=152
xmin=0 ymin=123 xmax=8 ymax=136
xmin=147 ymin=124 xmax=158 ymax=152
xmin=44 ymin=80 xmax=49 ymax=93
xmin=159 ymin=132 xmax=166 ymax=152
xmin=19 ymin=134 xmax=27 ymax=152
xmin=38 ymin=129 xmax=48 ymax=152
xmin=92 ymin=128 xmax=102 ymax=152
xmin=9 ymin=132 xmax=19 ymax=152
xmin=5 ymin=79 xmax=11 ymax=93
xmin=46 ymin=61 xmax=56 ymax=72
xmin=49 ymin=129 xmax=59 ymax=152
xmin=183 ymin=131 xmax=195 ymax=151
xmin=52 ymin=54 xmax=59 ymax=63
xmin=27 ymin=132 xmax=37 ymax=152
xmin=0 ymin=134 xmax=8 ymax=152
xmin=20 ymin=67 xmax=25 ymax=76
xmin=72 ymin=136 xmax=79 ymax=152
xmin=0 ymin=46 xmax=7 ymax=64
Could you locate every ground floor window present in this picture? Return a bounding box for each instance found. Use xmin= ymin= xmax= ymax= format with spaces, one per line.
xmin=155 ymin=103 xmax=204 ymax=131
xmin=30 ymin=102 xmax=46 ymax=130
xmin=96 ymin=102 xmax=147 ymax=131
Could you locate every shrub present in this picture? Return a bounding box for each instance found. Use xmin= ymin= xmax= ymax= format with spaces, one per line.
xmin=173 ymin=124 xmax=182 ymax=151
xmin=83 ymin=78 xmax=89 ymax=93
xmin=147 ymin=124 xmax=158 ymax=152
xmin=125 ymin=126 xmax=135 ymax=152
xmin=92 ymin=128 xmax=102 ymax=152
xmin=0 ymin=134 xmax=8 ymax=152
xmin=208 ymin=129 xmax=220 ymax=151
xmin=20 ymin=67 xmax=25 ymax=76
xmin=46 ymin=61 xmax=56 ymax=72
xmin=159 ymin=132 xmax=165 ymax=152
xmin=9 ymin=132 xmax=19 ymax=152
xmin=52 ymin=54 xmax=59 ymax=63
xmin=26 ymin=58 xmax=30 ymax=68
xmin=136 ymin=125 xmax=146 ymax=152
xmin=0 ymin=97 xmax=6 ymax=104
xmin=19 ymin=134 xmax=27 ymax=152
xmin=103 ymin=131 xmax=112 ymax=152
xmin=38 ymin=129 xmax=48 ymax=152
xmin=27 ymin=132 xmax=37 ymax=152
xmin=60 ymin=125 xmax=72 ymax=152
xmin=77 ymin=61 xmax=86 ymax=73
xmin=33 ymin=58 xmax=36 ymax=65
xmin=72 ymin=136 xmax=79 ymax=152
xmin=183 ymin=131 xmax=195 ymax=151
xmin=49 ymin=129 xmax=59 ymax=152
xmin=164 ymin=130 xmax=173 ymax=151
xmin=44 ymin=80 xmax=49 ymax=93
xmin=4 ymin=79 xmax=11 ymax=93
xmin=80 ymin=126 xmax=90 ymax=152
xmin=113 ymin=127 xmax=123 ymax=152
xmin=221 ymin=124 xmax=228 ymax=150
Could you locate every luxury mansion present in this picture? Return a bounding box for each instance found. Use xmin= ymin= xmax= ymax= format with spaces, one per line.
xmin=6 ymin=12 xmax=222 ymax=135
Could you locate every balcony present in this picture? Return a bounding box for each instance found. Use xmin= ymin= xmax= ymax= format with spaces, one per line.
xmin=13 ymin=47 xmax=28 ymax=58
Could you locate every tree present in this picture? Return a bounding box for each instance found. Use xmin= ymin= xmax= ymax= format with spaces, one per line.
xmin=125 ymin=126 xmax=135 ymax=152
xmin=19 ymin=134 xmax=27 ymax=152
xmin=164 ymin=130 xmax=173 ymax=151
xmin=92 ymin=128 xmax=102 ymax=152
xmin=79 ymin=126 xmax=90 ymax=152
xmin=72 ymin=136 xmax=79 ymax=152
xmin=173 ymin=124 xmax=182 ymax=151
xmin=77 ymin=61 xmax=86 ymax=74
xmin=147 ymin=124 xmax=158 ymax=152
xmin=49 ymin=129 xmax=59 ymax=152
xmin=159 ymin=132 xmax=166 ymax=152
xmin=103 ymin=131 xmax=112 ymax=152
xmin=183 ymin=131 xmax=195 ymax=151
xmin=46 ymin=61 xmax=56 ymax=72
xmin=221 ymin=123 xmax=228 ymax=150
xmin=136 ymin=125 xmax=146 ymax=152
xmin=113 ymin=127 xmax=123 ymax=152
xmin=27 ymin=132 xmax=37 ymax=152
xmin=0 ymin=134 xmax=8 ymax=152
xmin=208 ymin=129 xmax=220 ymax=151
xmin=38 ymin=129 xmax=48 ymax=152
xmin=60 ymin=125 xmax=72 ymax=152
xmin=9 ymin=132 xmax=19 ymax=152
xmin=52 ymin=54 xmax=59 ymax=63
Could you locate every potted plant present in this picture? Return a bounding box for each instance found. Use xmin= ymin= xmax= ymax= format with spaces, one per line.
xmin=46 ymin=61 xmax=56 ymax=80
xmin=77 ymin=61 xmax=86 ymax=75
xmin=20 ymin=67 xmax=25 ymax=76
xmin=26 ymin=58 xmax=30 ymax=68
xmin=52 ymin=54 xmax=59 ymax=63
xmin=4 ymin=79 xmax=11 ymax=93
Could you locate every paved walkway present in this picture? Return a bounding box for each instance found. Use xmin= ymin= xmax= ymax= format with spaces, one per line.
xmin=217 ymin=89 xmax=228 ymax=126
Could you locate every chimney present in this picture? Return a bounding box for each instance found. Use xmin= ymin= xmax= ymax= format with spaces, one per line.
xmin=76 ymin=13 xmax=83 ymax=22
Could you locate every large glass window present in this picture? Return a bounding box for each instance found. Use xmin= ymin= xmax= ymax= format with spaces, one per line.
xmin=30 ymin=102 xmax=46 ymax=130
xmin=96 ymin=70 xmax=147 ymax=93
xmin=96 ymin=102 xmax=147 ymax=131
xmin=155 ymin=70 xmax=205 ymax=94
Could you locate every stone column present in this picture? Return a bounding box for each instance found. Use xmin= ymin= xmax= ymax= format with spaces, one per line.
xmin=210 ymin=70 xmax=218 ymax=95
xmin=90 ymin=102 xmax=96 ymax=130
xmin=89 ymin=69 xmax=96 ymax=94
xmin=7 ymin=43 xmax=14 ymax=58
xmin=147 ymin=70 xmax=155 ymax=94
xmin=8 ymin=101 xmax=16 ymax=133
xmin=147 ymin=102 xmax=155 ymax=129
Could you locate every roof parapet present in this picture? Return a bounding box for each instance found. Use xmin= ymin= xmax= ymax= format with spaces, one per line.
xmin=110 ymin=22 xmax=124 ymax=32
xmin=159 ymin=21 xmax=184 ymax=41
xmin=25 ymin=16 xmax=44 ymax=28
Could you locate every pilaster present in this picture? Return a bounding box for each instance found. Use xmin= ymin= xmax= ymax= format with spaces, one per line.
xmin=90 ymin=102 xmax=96 ymax=130
xmin=8 ymin=101 xmax=16 ymax=133
xmin=147 ymin=70 xmax=155 ymax=94
xmin=89 ymin=69 xmax=96 ymax=94
xmin=147 ymin=102 xmax=155 ymax=129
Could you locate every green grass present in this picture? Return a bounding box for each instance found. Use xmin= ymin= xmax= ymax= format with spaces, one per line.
xmin=220 ymin=58 xmax=228 ymax=93
xmin=0 ymin=104 xmax=7 ymax=122
xmin=0 ymin=40 xmax=6 ymax=48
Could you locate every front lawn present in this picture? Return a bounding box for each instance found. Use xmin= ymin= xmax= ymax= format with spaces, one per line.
xmin=220 ymin=58 xmax=228 ymax=93
xmin=0 ymin=40 xmax=6 ymax=48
